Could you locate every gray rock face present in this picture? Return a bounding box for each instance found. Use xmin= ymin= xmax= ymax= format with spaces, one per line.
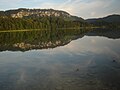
xmin=0 ymin=8 xmax=71 ymax=18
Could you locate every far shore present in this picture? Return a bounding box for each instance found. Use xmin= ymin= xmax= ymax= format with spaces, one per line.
xmin=0 ymin=27 xmax=99 ymax=33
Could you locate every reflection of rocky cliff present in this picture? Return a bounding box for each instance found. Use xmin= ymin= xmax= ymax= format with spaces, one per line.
xmin=13 ymin=40 xmax=70 ymax=50
xmin=0 ymin=29 xmax=87 ymax=51
xmin=86 ymin=29 xmax=120 ymax=39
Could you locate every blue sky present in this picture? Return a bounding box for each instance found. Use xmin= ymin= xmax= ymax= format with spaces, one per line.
xmin=0 ymin=0 xmax=120 ymax=19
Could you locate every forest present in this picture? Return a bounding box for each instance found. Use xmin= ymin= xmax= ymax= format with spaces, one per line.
xmin=0 ymin=17 xmax=90 ymax=30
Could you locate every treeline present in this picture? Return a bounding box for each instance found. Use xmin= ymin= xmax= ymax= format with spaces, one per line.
xmin=0 ymin=29 xmax=89 ymax=51
xmin=91 ymin=20 xmax=120 ymax=28
xmin=0 ymin=17 xmax=90 ymax=30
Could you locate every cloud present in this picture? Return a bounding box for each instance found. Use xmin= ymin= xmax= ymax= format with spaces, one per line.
xmin=36 ymin=0 xmax=120 ymax=19
xmin=0 ymin=0 xmax=120 ymax=19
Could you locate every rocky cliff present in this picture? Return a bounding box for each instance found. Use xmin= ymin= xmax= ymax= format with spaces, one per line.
xmin=0 ymin=8 xmax=71 ymax=18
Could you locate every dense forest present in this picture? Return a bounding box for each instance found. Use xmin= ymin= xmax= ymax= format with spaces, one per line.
xmin=0 ymin=8 xmax=91 ymax=30
xmin=0 ymin=17 xmax=90 ymax=30
xmin=0 ymin=8 xmax=120 ymax=30
xmin=87 ymin=20 xmax=120 ymax=28
xmin=86 ymin=14 xmax=120 ymax=28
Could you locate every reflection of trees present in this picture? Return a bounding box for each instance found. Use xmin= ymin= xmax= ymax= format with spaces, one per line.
xmin=0 ymin=29 xmax=88 ymax=51
xmin=86 ymin=29 xmax=120 ymax=39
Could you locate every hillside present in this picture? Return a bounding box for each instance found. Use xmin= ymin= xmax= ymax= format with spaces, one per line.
xmin=0 ymin=8 xmax=119 ymax=30
xmin=0 ymin=8 xmax=84 ymax=22
xmin=87 ymin=14 xmax=120 ymax=23
xmin=86 ymin=14 xmax=120 ymax=28
xmin=0 ymin=8 xmax=89 ymax=30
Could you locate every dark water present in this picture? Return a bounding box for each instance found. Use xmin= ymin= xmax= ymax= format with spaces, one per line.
xmin=0 ymin=29 xmax=120 ymax=90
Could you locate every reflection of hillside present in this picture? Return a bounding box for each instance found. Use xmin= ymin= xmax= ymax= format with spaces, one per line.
xmin=13 ymin=40 xmax=70 ymax=50
xmin=0 ymin=29 xmax=87 ymax=51
xmin=86 ymin=29 xmax=120 ymax=39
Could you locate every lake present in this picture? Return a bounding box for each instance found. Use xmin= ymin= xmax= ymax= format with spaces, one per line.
xmin=0 ymin=29 xmax=120 ymax=90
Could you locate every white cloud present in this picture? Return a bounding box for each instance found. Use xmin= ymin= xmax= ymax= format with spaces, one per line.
xmin=0 ymin=0 xmax=120 ymax=19
xmin=38 ymin=0 xmax=120 ymax=19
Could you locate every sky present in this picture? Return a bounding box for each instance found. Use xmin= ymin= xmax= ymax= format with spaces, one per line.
xmin=0 ymin=0 xmax=120 ymax=19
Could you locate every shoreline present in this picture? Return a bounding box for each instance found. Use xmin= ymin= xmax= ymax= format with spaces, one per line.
xmin=0 ymin=27 xmax=99 ymax=33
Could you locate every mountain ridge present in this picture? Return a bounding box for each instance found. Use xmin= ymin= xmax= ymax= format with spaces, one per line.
xmin=0 ymin=8 xmax=120 ymax=23
xmin=86 ymin=14 xmax=120 ymax=28
xmin=0 ymin=8 xmax=120 ymax=30
xmin=86 ymin=14 xmax=120 ymax=23
xmin=0 ymin=8 xmax=90 ymax=30
xmin=0 ymin=8 xmax=84 ymax=22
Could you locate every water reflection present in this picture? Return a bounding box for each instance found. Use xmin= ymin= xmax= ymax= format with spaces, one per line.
xmin=86 ymin=28 xmax=120 ymax=39
xmin=0 ymin=29 xmax=87 ymax=51
xmin=0 ymin=29 xmax=120 ymax=90
xmin=0 ymin=29 xmax=120 ymax=51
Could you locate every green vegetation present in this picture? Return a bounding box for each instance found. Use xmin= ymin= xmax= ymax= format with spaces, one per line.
xmin=0 ymin=29 xmax=89 ymax=51
xmin=86 ymin=14 xmax=120 ymax=28
xmin=0 ymin=17 xmax=90 ymax=31
xmin=91 ymin=20 xmax=120 ymax=28
xmin=0 ymin=8 xmax=119 ymax=31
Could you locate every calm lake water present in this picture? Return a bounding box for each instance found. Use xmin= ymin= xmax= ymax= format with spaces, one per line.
xmin=0 ymin=29 xmax=120 ymax=90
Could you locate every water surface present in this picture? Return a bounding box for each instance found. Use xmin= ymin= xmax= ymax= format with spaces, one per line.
xmin=0 ymin=29 xmax=120 ymax=90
